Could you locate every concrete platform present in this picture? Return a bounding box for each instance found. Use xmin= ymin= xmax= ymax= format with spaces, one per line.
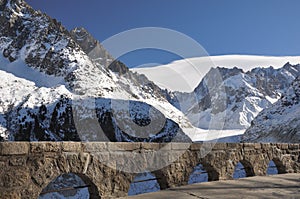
xmin=121 ymin=173 xmax=300 ymax=199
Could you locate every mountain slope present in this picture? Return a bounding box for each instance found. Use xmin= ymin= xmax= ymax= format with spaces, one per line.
xmin=242 ymin=76 xmax=300 ymax=143
xmin=169 ymin=63 xmax=300 ymax=130
xmin=0 ymin=0 xmax=191 ymax=142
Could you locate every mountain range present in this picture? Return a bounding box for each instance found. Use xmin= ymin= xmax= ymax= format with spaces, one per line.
xmin=168 ymin=63 xmax=300 ymax=130
xmin=0 ymin=0 xmax=300 ymax=143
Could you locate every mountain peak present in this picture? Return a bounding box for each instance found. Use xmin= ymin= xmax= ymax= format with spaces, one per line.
xmin=0 ymin=0 xmax=79 ymax=75
xmin=69 ymin=26 xmax=113 ymax=67
xmin=69 ymin=26 xmax=131 ymax=75
xmin=283 ymin=61 xmax=291 ymax=68
xmin=70 ymin=27 xmax=93 ymax=43
xmin=0 ymin=1 xmax=191 ymax=143
xmin=72 ymin=26 xmax=87 ymax=32
xmin=206 ymin=66 xmax=244 ymax=81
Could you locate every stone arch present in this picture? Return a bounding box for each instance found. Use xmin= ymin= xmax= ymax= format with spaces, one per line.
xmin=233 ymin=160 xmax=255 ymax=179
xmin=240 ymin=160 xmax=255 ymax=177
xmin=128 ymin=171 xmax=161 ymax=196
xmin=38 ymin=172 xmax=100 ymax=199
xmin=271 ymin=158 xmax=287 ymax=174
xmin=201 ymin=162 xmax=220 ymax=181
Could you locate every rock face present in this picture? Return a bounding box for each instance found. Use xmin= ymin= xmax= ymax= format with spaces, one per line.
xmin=69 ymin=26 xmax=166 ymax=99
xmin=0 ymin=0 xmax=75 ymax=76
xmin=69 ymin=27 xmax=128 ymax=74
xmin=243 ymin=76 xmax=300 ymax=143
xmin=0 ymin=0 xmax=191 ymax=142
xmin=170 ymin=63 xmax=300 ymax=130
xmin=69 ymin=27 xmax=117 ymax=72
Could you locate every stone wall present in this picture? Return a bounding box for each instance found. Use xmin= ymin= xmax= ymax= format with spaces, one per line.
xmin=0 ymin=142 xmax=299 ymax=198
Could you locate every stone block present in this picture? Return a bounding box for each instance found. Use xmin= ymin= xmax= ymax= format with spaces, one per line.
xmin=140 ymin=142 xmax=160 ymax=150
xmin=118 ymin=152 xmax=148 ymax=172
xmin=171 ymin=142 xmax=191 ymax=150
xmin=62 ymin=142 xmax=82 ymax=152
xmin=107 ymin=142 xmax=141 ymax=151
xmin=261 ymin=143 xmax=271 ymax=150
xmin=227 ymin=143 xmax=241 ymax=149
xmin=212 ymin=143 xmax=226 ymax=150
xmin=243 ymin=143 xmax=255 ymax=149
xmin=288 ymin=144 xmax=300 ymax=150
xmin=30 ymin=142 xmax=61 ymax=153
xmin=0 ymin=142 xmax=29 ymax=155
xmin=199 ymin=143 xmax=216 ymax=155
xmin=277 ymin=143 xmax=288 ymax=150
xmin=82 ymin=142 xmax=107 ymax=152
xmin=254 ymin=143 xmax=261 ymax=149
xmin=190 ymin=143 xmax=203 ymax=151
xmin=9 ymin=157 xmax=26 ymax=166
xmin=93 ymin=152 xmax=111 ymax=164
xmin=159 ymin=143 xmax=172 ymax=151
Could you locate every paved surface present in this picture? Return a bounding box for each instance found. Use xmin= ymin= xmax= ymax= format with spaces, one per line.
xmin=121 ymin=173 xmax=300 ymax=199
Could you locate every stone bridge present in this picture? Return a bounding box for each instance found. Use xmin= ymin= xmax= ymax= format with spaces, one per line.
xmin=0 ymin=142 xmax=299 ymax=199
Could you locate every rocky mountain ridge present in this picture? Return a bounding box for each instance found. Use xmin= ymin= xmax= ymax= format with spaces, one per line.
xmin=169 ymin=62 xmax=300 ymax=131
xmin=242 ymin=76 xmax=300 ymax=143
xmin=0 ymin=0 xmax=191 ymax=142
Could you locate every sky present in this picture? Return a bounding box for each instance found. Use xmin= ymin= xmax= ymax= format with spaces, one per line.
xmin=26 ymin=0 xmax=300 ymax=68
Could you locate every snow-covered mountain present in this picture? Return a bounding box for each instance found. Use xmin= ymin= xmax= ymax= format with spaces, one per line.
xmin=2 ymin=0 xmax=300 ymax=143
xmin=132 ymin=55 xmax=300 ymax=136
xmin=242 ymin=76 xmax=300 ymax=143
xmin=0 ymin=0 xmax=191 ymax=142
xmin=168 ymin=63 xmax=300 ymax=130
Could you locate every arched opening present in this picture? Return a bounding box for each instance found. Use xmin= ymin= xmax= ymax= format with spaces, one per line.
xmin=233 ymin=160 xmax=255 ymax=179
xmin=128 ymin=172 xmax=160 ymax=196
xmin=39 ymin=173 xmax=100 ymax=199
xmin=266 ymin=160 xmax=278 ymax=175
xmin=270 ymin=158 xmax=287 ymax=174
xmin=188 ymin=164 xmax=208 ymax=184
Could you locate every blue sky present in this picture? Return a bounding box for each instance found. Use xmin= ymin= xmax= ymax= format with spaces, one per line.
xmin=27 ymin=0 xmax=300 ymax=68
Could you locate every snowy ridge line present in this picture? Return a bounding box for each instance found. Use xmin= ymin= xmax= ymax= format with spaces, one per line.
xmin=131 ymin=55 xmax=300 ymax=92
